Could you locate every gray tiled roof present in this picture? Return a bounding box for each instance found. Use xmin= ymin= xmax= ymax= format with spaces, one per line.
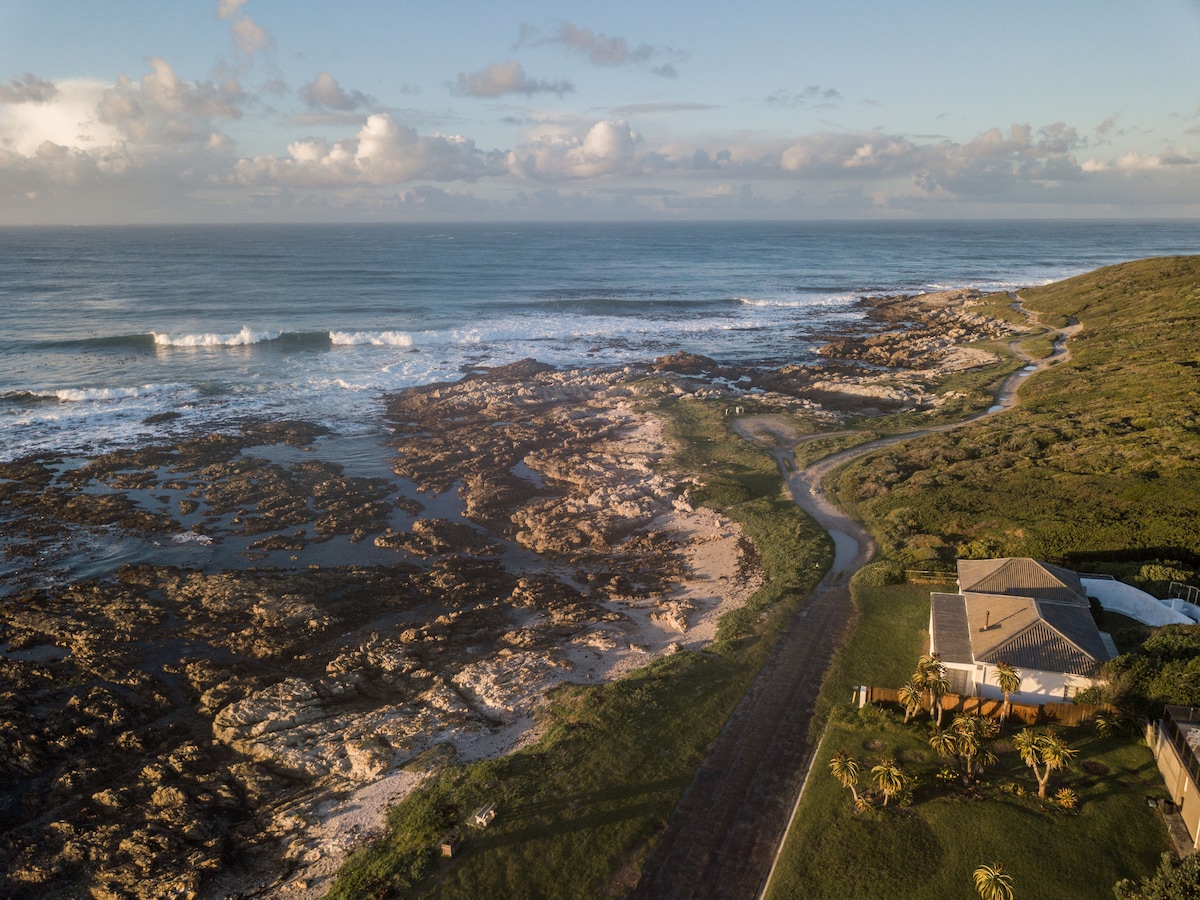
xmin=930 ymin=592 xmax=973 ymax=665
xmin=929 ymin=558 xmax=1113 ymax=678
xmin=957 ymin=557 xmax=1088 ymax=607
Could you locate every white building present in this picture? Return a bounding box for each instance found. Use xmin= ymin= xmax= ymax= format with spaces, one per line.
xmin=929 ymin=558 xmax=1113 ymax=704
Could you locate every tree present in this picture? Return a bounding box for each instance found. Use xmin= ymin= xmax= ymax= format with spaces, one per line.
xmin=930 ymin=714 xmax=1000 ymax=785
xmin=898 ymin=680 xmax=924 ymax=724
xmin=973 ymin=862 xmax=1016 ymax=900
xmin=914 ymin=654 xmax=951 ymax=725
xmin=994 ymin=662 xmax=1021 ymax=727
xmin=870 ymin=757 xmax=907 ymax=807
xmin=1014 ymin=727 xmax=1077 ymax=799
xmin=928 ymin=670 xmax=952 ymax=726
xmin=1114 ymin=851 xmax=1200 ymax=898
xmin=828 ymin=748 xmax=862 ymax=805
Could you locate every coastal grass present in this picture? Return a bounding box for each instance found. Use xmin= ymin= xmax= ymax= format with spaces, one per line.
xmin=769 ymin=258 xmax=1200 ymax=899
xmin=325 ymin=396 xmax=832 ymax=899
xmin=830 ymin=257 xmax=1200 ymax=574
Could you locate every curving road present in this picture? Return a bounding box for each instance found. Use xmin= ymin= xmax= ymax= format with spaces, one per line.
xmin=630 ymin=295 xmax=1075 ymax=900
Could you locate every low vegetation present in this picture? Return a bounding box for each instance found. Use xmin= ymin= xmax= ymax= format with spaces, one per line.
xmin=832 ymin=256 xmax=1200 ymax=577
xmin=773 ymin=258 xmax=1200 ymax=900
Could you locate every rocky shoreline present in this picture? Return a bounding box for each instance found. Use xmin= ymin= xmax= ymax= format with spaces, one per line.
xmin=0 ymin=288 xmax=1026 ymax=899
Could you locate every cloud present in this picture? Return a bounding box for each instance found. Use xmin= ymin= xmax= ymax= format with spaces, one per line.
xmin=0 ymin=74 xmax=58 ymax=105
xmin=506 ymin=120 xmax=649 ymax=180
xmin=217 ymin=0 xmax=250 ymax=19
xmin=452 ymin=61 xmax=573 ymax=98
xmin=97 ymin=58 xmax=243 ymax=144
xmin=550 ymin=22 xmax=655 ymax=67
xmin=521 ymin=21 xmax=681 ymax=76
xmin=767 ymin=86 xmax=843 ymax=109
xmin=301 ymin=73 xmax=371 ymax=111
xmin=231 ymin=15 xmax=270 ymax=57
xmin=233 ymin=113 xmax=501 ymax=186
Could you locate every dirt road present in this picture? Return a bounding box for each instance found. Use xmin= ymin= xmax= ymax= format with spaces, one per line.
xmin=630 ymin=295 xmax=1072 ymax=899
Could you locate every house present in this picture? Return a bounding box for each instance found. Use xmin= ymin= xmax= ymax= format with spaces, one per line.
xmin=929 ymin=558 xmax=1114 ymax=704
xmin=1150 ymin=706 xmax=1200 ymax=850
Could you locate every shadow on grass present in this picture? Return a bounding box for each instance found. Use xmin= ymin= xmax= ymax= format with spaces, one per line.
xmin=462 ymin=775 xmax=693 ymax=854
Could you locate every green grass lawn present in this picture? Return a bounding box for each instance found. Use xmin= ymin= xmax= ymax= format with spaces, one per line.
xmin=768 ymin=715 xmax=1169 ymax=900
xmin=767 ymin=575 xmax=1173 ymax=900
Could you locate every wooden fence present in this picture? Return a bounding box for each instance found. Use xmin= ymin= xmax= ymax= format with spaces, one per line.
xmin=859 ymin=685 xmax=1114 ymax=728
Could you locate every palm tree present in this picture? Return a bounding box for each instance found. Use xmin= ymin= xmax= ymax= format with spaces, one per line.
xmin=929 ymin=725 xmax=957 ymax=761
xmin=930 ymin=715 xmax=999 ymax=785
xmin=828 ymin=748 xmax=862 ymax=805
xmin=994 ymin=662 xmax=1021 ymax=727
xmin=915 ymin=654 xmax=952 ymax=724
xmin=1014 ymin=727 xmax=1077 ymax=798
xmin=871 ymin=757 xmax=907 ymax=807
xmin=928 ymin=670 xmax=952 ymax=726
xmin=898 ymin=680 xmax=924 ymax=724
xmin=973 ymin=861 xmax=1016 ymax=900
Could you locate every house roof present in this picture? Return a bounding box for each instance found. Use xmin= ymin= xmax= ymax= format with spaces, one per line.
xmin=957 ymin=558 xmax=1088 ymax=607
xmin=930 ymin=592 xmax=973 ymax=665
xmin=964 ymin=592 xmax=1108 ymax=676
xmin=929 ymin=558 xmax=1112 ymax=678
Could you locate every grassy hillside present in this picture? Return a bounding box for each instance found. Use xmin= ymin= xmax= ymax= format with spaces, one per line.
xmin=832 ymin=256 xmax=1200 ymax=589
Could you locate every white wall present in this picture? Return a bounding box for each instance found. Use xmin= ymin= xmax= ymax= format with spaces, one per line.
xmin=974 ymin=663 xmax=1096 ymax=705
xmin=1082 ymin=577 xmax=1195 ymax=626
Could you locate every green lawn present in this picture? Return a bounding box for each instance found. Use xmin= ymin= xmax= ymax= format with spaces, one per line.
xmin=767 ymin=576 xmax=1173 ymax=900
xmin=768 ymin=716 xmax=1169 ymax=900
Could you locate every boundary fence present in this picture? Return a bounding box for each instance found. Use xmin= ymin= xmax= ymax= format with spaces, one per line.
xmin=857 ymin=685 xmax=1114 ymax=727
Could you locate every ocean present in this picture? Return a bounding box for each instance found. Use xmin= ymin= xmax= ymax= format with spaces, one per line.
xmin=1 ymin=219 xmax=1198 ymax=463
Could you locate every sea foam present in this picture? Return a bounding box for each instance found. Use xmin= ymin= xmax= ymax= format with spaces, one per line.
xmin=330 ymin=331 xmax=415 ymax=347
xmin=153 ymin=326 xmax=280 ymax=347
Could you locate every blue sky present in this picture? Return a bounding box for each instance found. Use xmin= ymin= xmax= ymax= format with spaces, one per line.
xmin=1 ymin=0 xmax=1199 ymax=223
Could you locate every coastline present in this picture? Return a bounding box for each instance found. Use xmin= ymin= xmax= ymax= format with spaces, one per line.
xmin=0 ymin=286 xmax=1031 ymax=899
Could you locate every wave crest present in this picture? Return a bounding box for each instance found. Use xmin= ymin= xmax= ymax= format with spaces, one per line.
xmin=330 ymin=330 xmax=415 ymax=347
xmin=153 ymin=326 xmax=280 ymax=347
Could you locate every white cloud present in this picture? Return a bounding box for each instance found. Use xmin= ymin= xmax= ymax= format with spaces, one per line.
xmin=0 ymin=78 xmax=119 ymax=155
xmin=233 ymin=113 xmax=499 ymax=186
xmin=301 ymin=72 xmax=370 ymax=111
xmin=506 ymin=120 xmax=646 ymax=180
xmin=217 ymin=0 xmax=250 ymax=20
xmin=452 ymin=61 xmax=573 ymax=98
xmin=97 ymin=58 xmax=242 ymax=144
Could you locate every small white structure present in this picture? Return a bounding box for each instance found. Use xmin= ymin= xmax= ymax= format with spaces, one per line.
xmin=471 ymin=803 xmax=496 ymax=828
xmin=930 ymin=558 xmax=1113 ymax=704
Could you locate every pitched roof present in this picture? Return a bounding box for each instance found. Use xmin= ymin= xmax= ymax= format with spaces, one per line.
xmin=930 ymin=592 xmax=973 ymax=665
xmin=964 ymin=592 xmax=1108 ymax=676
xmin=957 ymin=557 xmax=1088 ymax=607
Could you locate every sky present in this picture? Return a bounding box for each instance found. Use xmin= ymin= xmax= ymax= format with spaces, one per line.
xmin=1 ymin=0 xmax=1199 ymax=223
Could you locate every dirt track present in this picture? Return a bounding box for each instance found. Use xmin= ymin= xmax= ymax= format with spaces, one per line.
xmin=630 ymin=295 xmax=1072 ymax=899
